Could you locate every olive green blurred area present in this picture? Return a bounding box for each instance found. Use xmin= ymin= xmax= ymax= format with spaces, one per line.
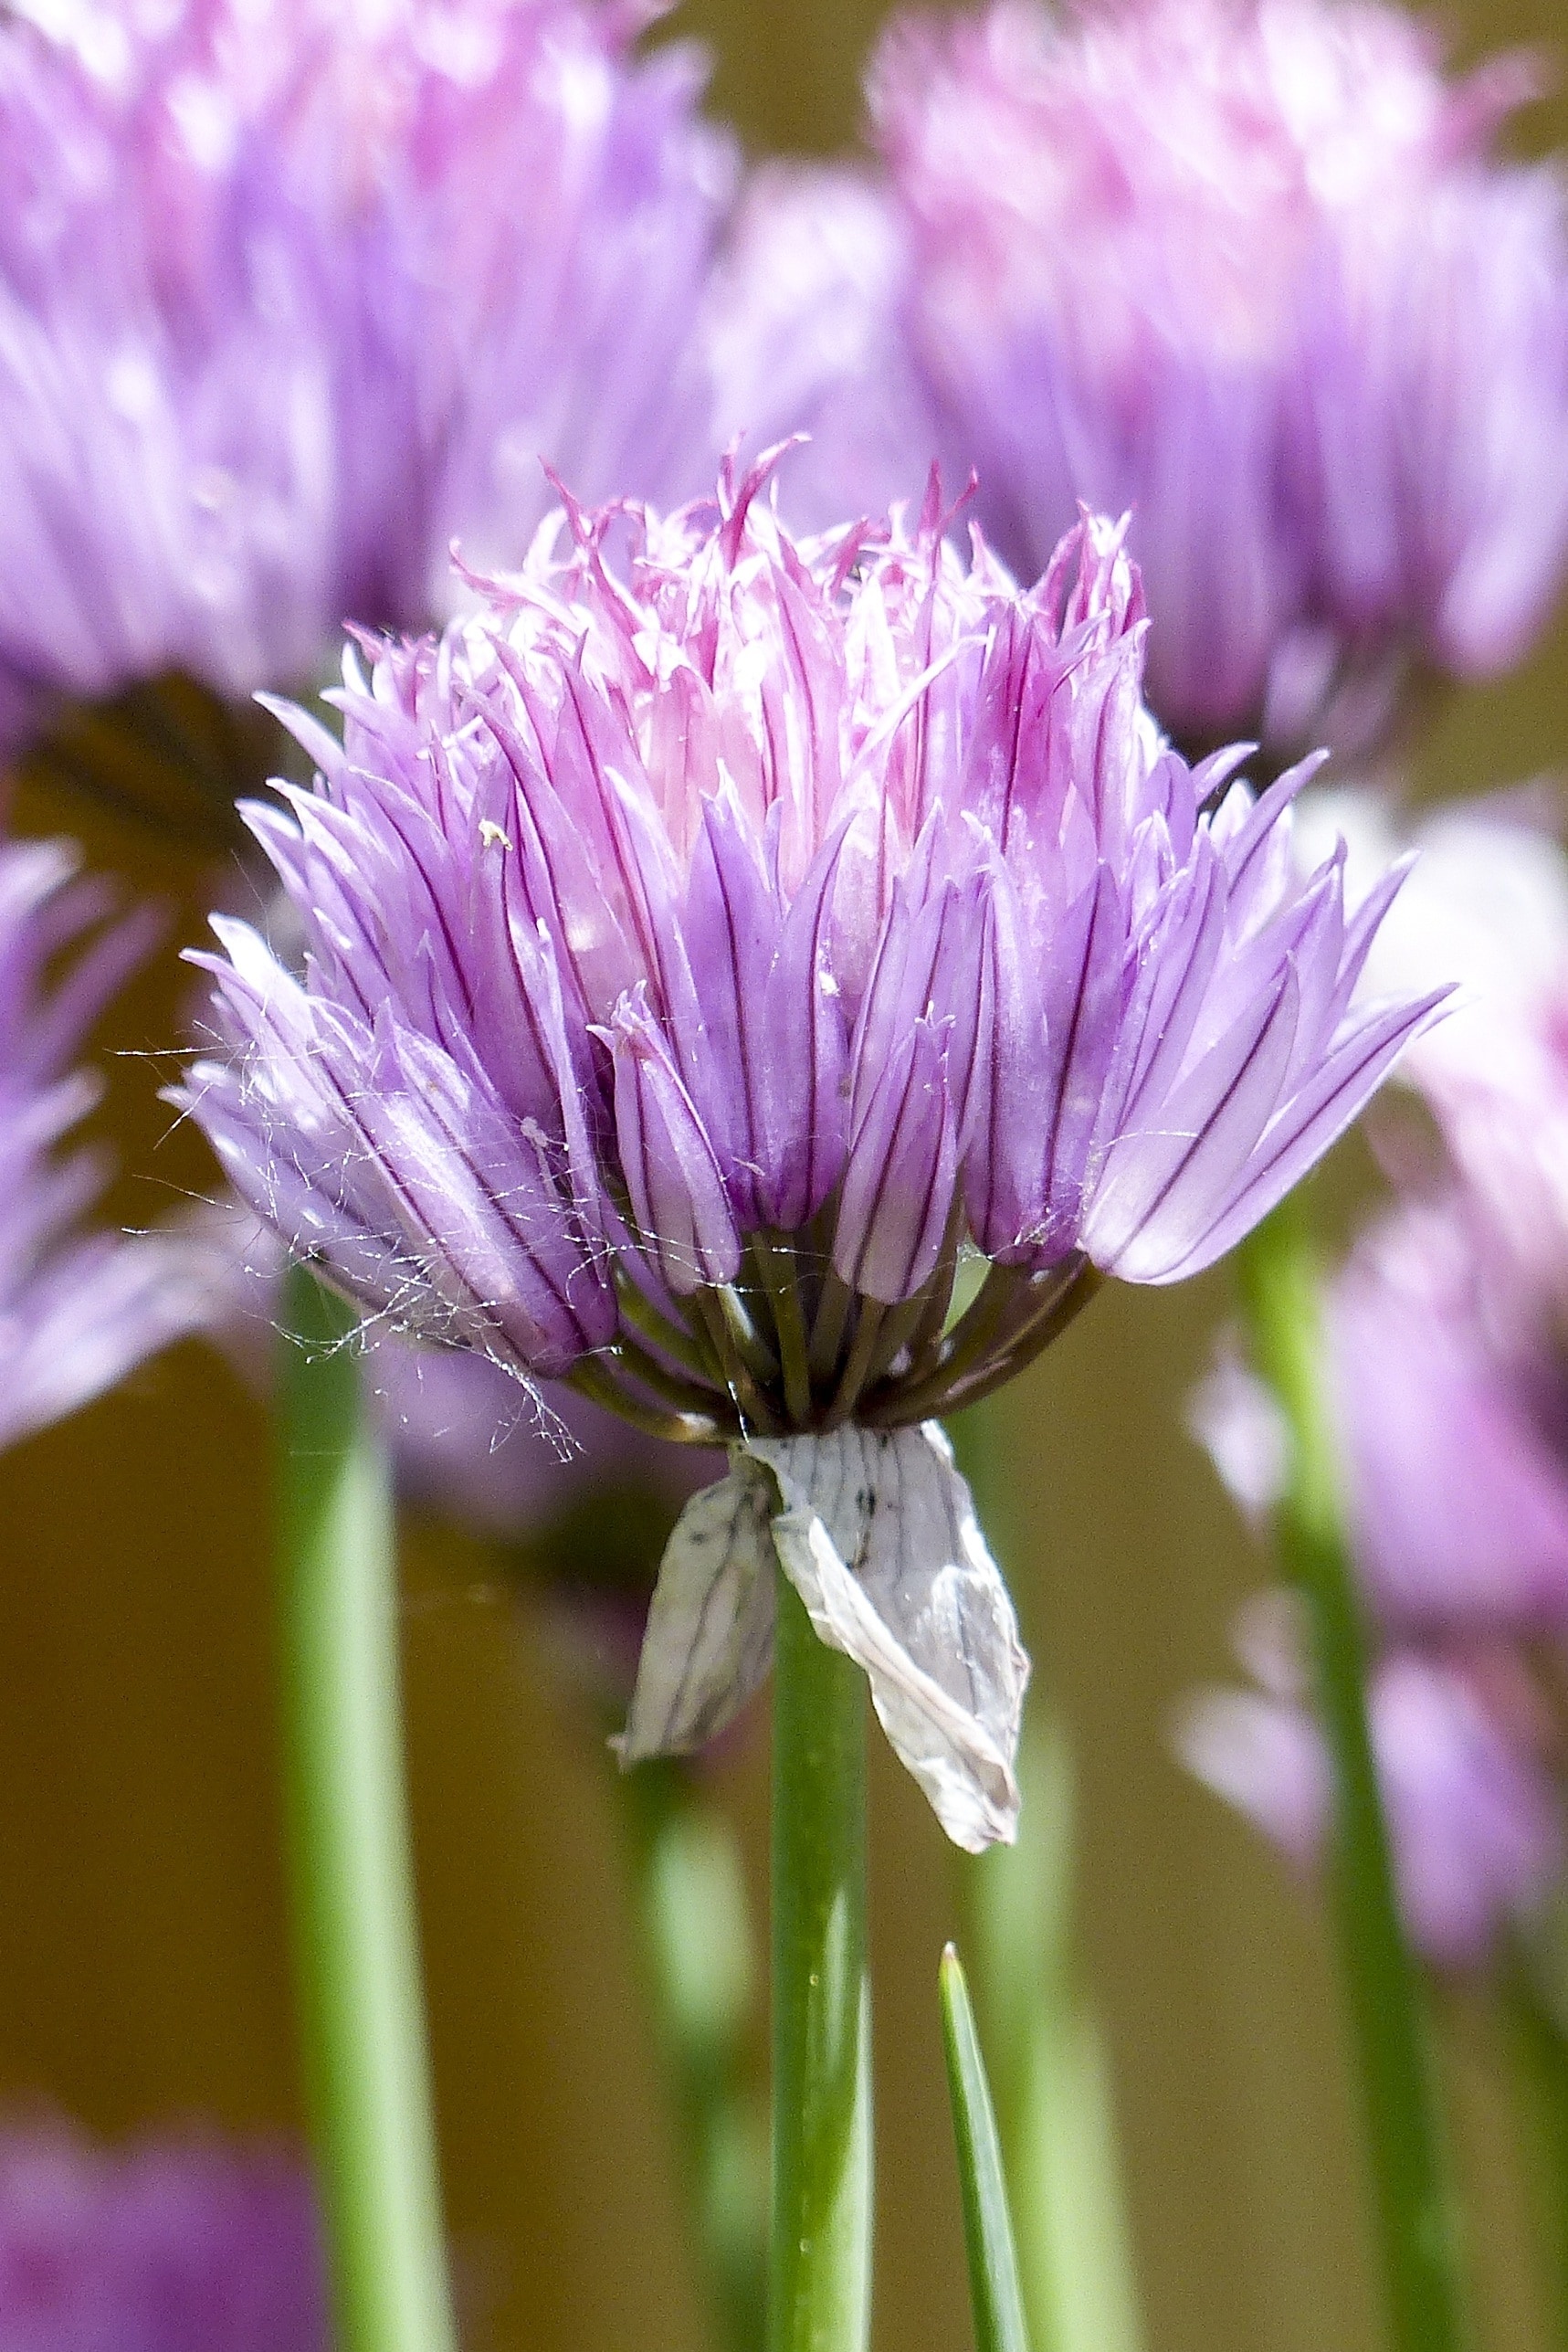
xmin=3 ymin=1 xmax=1567 ymax=2347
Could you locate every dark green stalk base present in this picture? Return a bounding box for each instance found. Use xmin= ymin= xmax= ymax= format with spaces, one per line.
xmin=1237 ymin=1198 xmax=1468 ymax=2352
xmin=770 ymin=1570 xmax=872 ymax=2352
xmin=278 ymin=1266 xmax=457 ymax=2352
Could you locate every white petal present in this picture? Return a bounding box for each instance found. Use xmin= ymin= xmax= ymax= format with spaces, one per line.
xmin=748 ymin=1422 xmax=1028 ymax=1851
xmin=615 ymin=1459 xmax=777 ymax=1762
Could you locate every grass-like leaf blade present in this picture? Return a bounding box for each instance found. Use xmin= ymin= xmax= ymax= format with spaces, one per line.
xmin=940 ymin=1942 xmax=1030 ymax=2352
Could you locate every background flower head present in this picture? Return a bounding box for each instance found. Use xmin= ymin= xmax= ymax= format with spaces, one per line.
xmin=0 ymin=2115 xmax=328 ymax=2351
xmin=1181 ymin=1604 xmax=1566 ymax=1970
xmin=1185 ymin=828 xmax=1568 ymax=1967
xmin=870 ymin=0 xmax=1568 ymax=754
xmin=0 ymin=830 xmax=202 ymax=1451
xmin=698 ymin=162 xmax=942 ymax=538
xmin=0 ymin=0 xmax=732 ymax=749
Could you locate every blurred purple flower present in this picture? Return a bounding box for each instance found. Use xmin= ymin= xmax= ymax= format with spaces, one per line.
xmin=1330 ymin=1205 xmax=1568 ymax=1632
xmin=174 ymin=460 xmax=1443 ymax=1844
xmin=1187 ymin=877 xmax=1568 ymax=1959
xmin=0 ymin=2115 xmax=328 ymax=2351
xmin=0 ymin=833 xmax=202 ymax=1451
xmin=0 ymin=0 xmax=731 ymax=742
xmin=701 ymin=164 xmax=943 ymax=536
xmin=1294 ymin=792 xmax=1568 ymax=1363
xmin=1422 ymin=986 xmax=1568 ymax=1347
xmin=1181 ymin=1612 xmax=1564 ymax=1970
xmin=1195 ymin=1199 xmax=1568 ymax=1633
xmin=870 ymin=0 xmax=1568 ymax=755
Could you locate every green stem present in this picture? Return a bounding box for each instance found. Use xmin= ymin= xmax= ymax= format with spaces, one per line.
xmin=770 ymin=1568 xmax=872 ymax=2352
xmin=621 ymin=1757 xmax=769 ymax=2352
xmin=277 ymin=1266 xmax=458 ymax=2352
xmin=1505 ymin=1975 xmax=1568 ymax=2351
xmin=1236 ymin=1197 xmax=1468 ymax=2352
xmin=952 ymin=1406 xmax=1144 ymax=2352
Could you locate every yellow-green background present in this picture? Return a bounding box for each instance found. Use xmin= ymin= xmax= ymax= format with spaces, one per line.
xmin=2 ymin=1 xmax=1565 ymax=2344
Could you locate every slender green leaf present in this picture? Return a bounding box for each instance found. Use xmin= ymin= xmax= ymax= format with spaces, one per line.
xmin=941 ymin=1942 xmax=1030 ymax=2352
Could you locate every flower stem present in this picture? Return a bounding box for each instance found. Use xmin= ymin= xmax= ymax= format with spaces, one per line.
xmin=276 ymin=1265 xmax=458 ymax=2352
xmin=621 ymin=1756 xmax=768 ymax=2352
xmin=770 ymin=1566 xmax=872 ymax=2352
xmin=952 ymin=1405 xmax=1144 ymax=2352
xmin=1236 ymin=1197 xmax=1468 ymax=2352
xmin=1505 ymin=1974 xmax=1568 ymax=2351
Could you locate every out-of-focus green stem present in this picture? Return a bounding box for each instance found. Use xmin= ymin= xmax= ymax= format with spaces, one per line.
xmin=952 ymin=1405 xmax=1144 ymax=2352
xmin=621 ymin=1756 xmax=768 ymax=2352
xmin=277 ymin=1265 xmax=458 ymax=2352
xmin=969 ymin=1712 xmax=1143 ymax=2352
xmin=1506 ymin=1975 xmax=1568 ymax=2351
xmin=770 ymin=1568 xmax=872 ymax=2352
xmin=1237 ymin=1196 xmax=1468 ymax=2352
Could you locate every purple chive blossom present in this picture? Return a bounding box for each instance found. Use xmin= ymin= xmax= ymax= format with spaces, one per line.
xmin=0 ymin=0 xmax=731 ymax=742
xmin=1194 ymin=874 xmax=1568 ymax=1956
xmin=0 ymin=2116 xmax=330 ymax=2351
xmin=0 ymin=833 xmax=201 ymax=1450
xmin=1181 ymin=1605 xmax=1564 ymax=1971
xmin=175 ymin=459 xmax=1445 ymax=1846
xmin=869 ymin=0 xmax=1568 ymax=756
